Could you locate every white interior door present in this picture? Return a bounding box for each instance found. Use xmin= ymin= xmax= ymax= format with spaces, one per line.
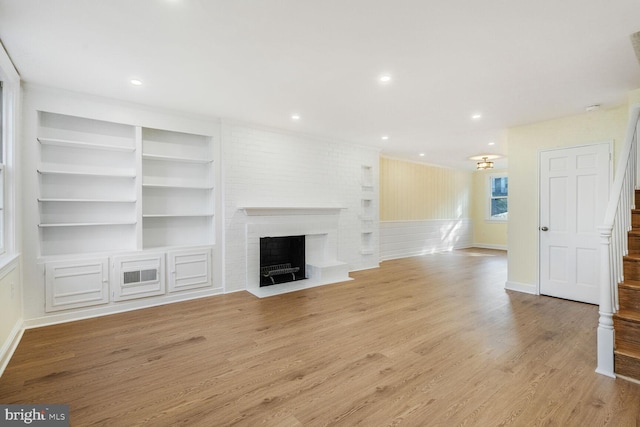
xmin=539 ymin=143 xmax=610 ymax=304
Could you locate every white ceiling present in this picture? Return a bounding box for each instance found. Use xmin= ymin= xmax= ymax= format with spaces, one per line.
xmin=1 ymin=0 xmax=639 ymax=170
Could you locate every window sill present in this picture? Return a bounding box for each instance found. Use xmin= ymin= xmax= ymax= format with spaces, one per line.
xmin=0 ymin=252 xmax=20 ymax=277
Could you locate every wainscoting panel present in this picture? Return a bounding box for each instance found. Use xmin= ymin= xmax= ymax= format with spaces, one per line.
xmin=380 ymin=219 xmax=473 ymax=261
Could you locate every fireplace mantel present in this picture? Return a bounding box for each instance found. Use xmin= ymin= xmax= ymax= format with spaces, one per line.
xmin=241 ymin=207 xmax=345 ymax=216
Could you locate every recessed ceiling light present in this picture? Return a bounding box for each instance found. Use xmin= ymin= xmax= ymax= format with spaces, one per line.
xmin=488 ymin=142 xmax=495 ymax=146
xmin=381 ymin=135 xmax=389 ymax=140
xmin=291 ymin=114 xmax=300 ymax=121
xmin=379 ymin=75 xmax=392 ymax=83
xmin=471 ymin=113 xmax=482 ymax=120
xmin=130 ymin=79 xmax=143 ymax=86
xmin=419 ymin=153 xmax=425 ymax=157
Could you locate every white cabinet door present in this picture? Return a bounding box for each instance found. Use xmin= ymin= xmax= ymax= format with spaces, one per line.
xmin=168 ymin=247 xmax=212 ymax=293
xmin=45 ymin=258 xmax=109 ymax=312
xmin=112 ymin=253 xmax=165 ymax=301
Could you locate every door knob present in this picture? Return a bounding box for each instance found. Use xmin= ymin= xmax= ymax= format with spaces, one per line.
xmin=540 ymin=226 xmax=549 ymax=231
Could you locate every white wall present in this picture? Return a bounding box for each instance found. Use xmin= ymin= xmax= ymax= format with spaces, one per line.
xmin=380 ymin=219 xmax=472 ymax=261
xmin=222 ymin=121 xmax=380 ymax=292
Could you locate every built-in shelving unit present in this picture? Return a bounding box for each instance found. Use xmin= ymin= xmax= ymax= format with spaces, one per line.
xmin=37 ymin=112 xmax=137 ymax=256
xmin=37 ymin=111 xmax=218 ymax=312
xmin=360 ymin=165 xmax=375 ymax=255
xmin=142 ymin=128 xmax=215 ymax=249
xmin=361 ymin=165 xmax=373 ymax=189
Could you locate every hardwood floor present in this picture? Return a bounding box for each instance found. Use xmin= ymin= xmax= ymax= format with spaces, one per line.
xmin=2 ymin=249 xmax=640 ymax=426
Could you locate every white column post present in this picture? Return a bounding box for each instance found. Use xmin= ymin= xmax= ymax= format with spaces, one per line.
xmin=596 ymin=225 xmax=616 ymax=377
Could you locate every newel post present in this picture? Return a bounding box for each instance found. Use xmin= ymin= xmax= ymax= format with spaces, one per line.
xmin=596 ymin=225 xmax=616 ymax=378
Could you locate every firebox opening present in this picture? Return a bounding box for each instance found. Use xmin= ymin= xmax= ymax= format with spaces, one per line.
xmin=260 ymin=235 xmax=306 ymax=287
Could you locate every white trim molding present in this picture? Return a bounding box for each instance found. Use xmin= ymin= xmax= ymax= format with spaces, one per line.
xmin=505 ymin=280 xmax=538 ymax=295
xmin=472 ymin=243 xmax=507 ymax=251
xmin=0 ymin=320 xmax=23 ymax=377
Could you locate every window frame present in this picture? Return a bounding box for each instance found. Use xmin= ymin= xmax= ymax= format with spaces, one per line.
xmin=486 ymin=173 xmax=508 ymax=223
xmin=0 ymin=41 xmax=20 ymax=261
xmin=0 ymin=82 xmax=4 ymax=255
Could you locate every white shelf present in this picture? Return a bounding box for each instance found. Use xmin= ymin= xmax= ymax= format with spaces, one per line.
xmin=141 ymin=128 xmax=215 ymax=250
xmin=39 ymin=221 xmax=137 ymax=228
xmin=143 ymin=213 xmax=214 ymax=218
xmin=38 ymin=169 xmax=136 ymax=178
xmin=37 ymin=111 xmax=141 ymax=258
xmin=38 ymin=137 xmax=135 ymax=152
xmin=142 ymin=183 xmax=213 ymax=190
xmin=38 ymin=198 xmax=136 ymax=203
xmin=142 ymin=153 xmax=212 ymax=164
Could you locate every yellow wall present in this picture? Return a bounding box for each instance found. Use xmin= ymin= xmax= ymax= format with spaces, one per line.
xmin=506 ymin=104 xmax=628 ymax=290
xmin=472 ymin=169 xmax=508 ymax=248
xmin=380 ymin=157 xmax=471 ymax=221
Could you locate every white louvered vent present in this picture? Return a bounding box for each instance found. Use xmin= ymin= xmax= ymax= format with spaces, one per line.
xmin=141 ymin=269 xmax=157 ymax=282
xmin=123 ymin=268 xmax=157 ymax=285
xmin=112 ymin=253 xmax=165 ymax=302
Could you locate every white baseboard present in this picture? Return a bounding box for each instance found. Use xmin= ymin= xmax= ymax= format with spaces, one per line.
xmin=0 ymin=319 xmax=24 ymax=378
xmin=505 ymin=280 xmax=538 ymax=295
xmin=23 ymin=287 xmax=224 ymax=329
xmin=349 ymin=264 xmax=380 ymax=272
xmin=380 ymin=244 xmax=473 ymax=262
xmin=472 ymin=243 xmax=507 ymax=251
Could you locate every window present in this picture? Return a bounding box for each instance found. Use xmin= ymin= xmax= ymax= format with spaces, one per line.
xmin=0 ymin=43 xmax=19 ymax=259
xmin=488 ymin=174 xmax=508 ymax=221
xmin=0 ymin=81 xmax=4 ymax=253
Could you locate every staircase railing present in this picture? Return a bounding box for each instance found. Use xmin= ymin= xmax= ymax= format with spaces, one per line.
xmin=597 ymin=103 xmax=640 ymax=377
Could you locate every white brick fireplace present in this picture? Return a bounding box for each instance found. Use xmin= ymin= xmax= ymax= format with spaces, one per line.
xmin=222 ymin=121 xmax=380 ymax=294
xmin=242 ymin=207 xmax=351 ymax=297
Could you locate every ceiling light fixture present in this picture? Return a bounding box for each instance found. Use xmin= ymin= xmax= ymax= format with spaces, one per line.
xmin=381 ymin=135 xmax=389 ymax=140
xmin=130 ymin=79 xmax=143 ymax=86
xmin=419 ymin=153 xmax=425 ymax=157
xmin=471 ymin=113 xmax=482 ymax=120
xmin=379 ymin=75 xmax=392 ymax=83
xmin=476 ymin=156 xmax=494 ymax=170
xmin=291 ymin=114 xmax=300 ymax=121
xmin=488 ymin=142 xmax=495 ymax=146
